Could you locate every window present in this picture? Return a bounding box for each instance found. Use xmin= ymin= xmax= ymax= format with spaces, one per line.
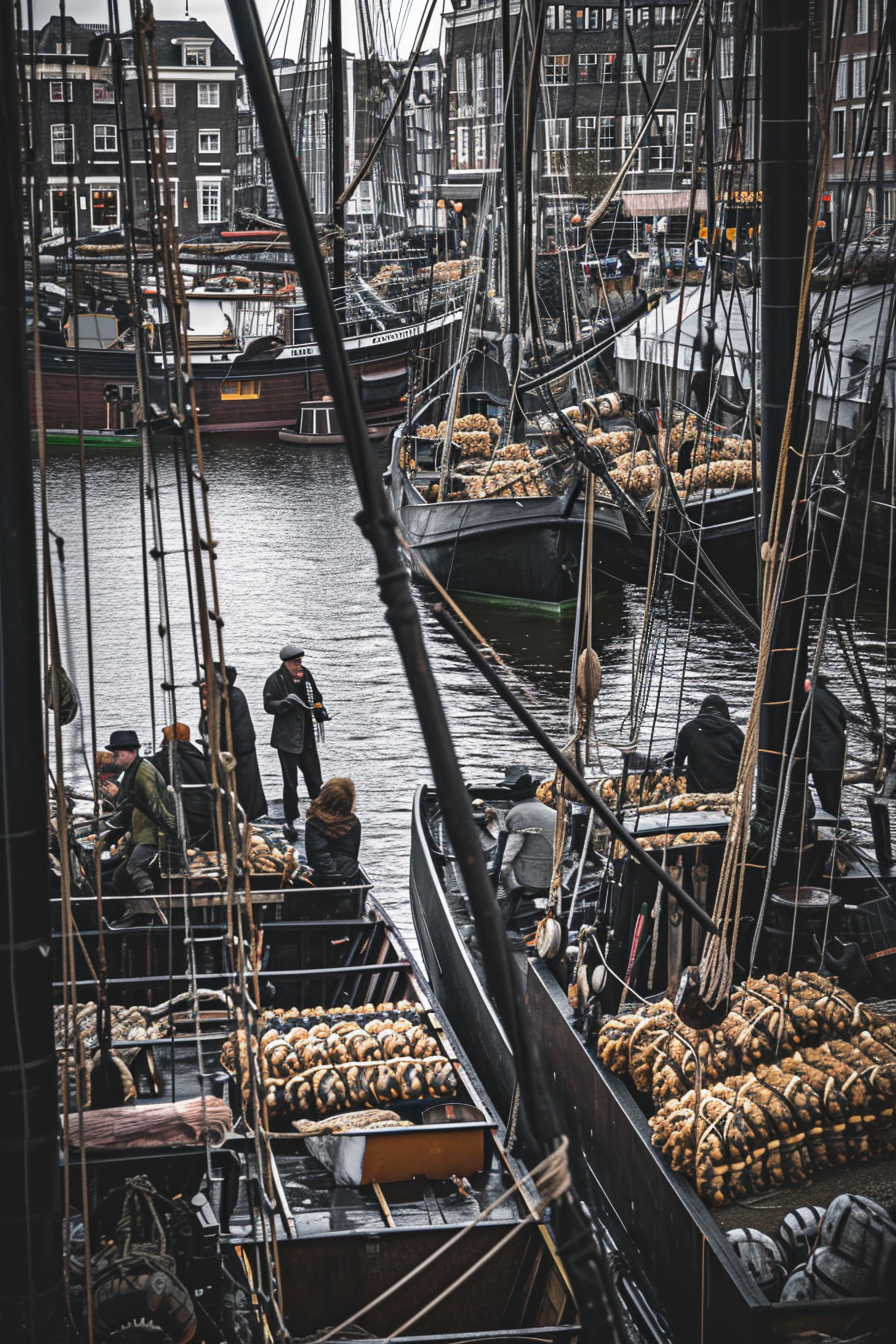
xmin=602 ymin=52 xmax=617 ymax=82
xmin=91 ymin=187 xmax=119 ymax=229
xmin=621 ymin=52 xmax=648 ymax=83
xmin=199 ymin=179 xmax=222 ymax=223
xmin=835 ymin=57 xmax=848 ymax=100
xmin=683 ymin=111 xmax=697 ymax=149
xmin=546 ymin=6 xmax=568 ymax=28
xmin=545 ymin=55 xmax=570 ymax=85
xmin=220 ymin=379 xmax=261 ymax=399
xmin=184 ymin=44 xmax=210 ymax=66
xmin=94 ymin=124 xmax=117 ymax=152
xmin=456 ymin=57 xmax=467 ymax=95
xmin=654 ymin=49 xmax=675 ymax=83
xmin=856 ymin=0 xmax=868 ymax=32
xmin=684 ymin=48 xmax=701 ymax=81
xmin=718 ymin=36 xmax=733 ymax=80
xmin=237 ymin=124 xmax=252 ymax=155
xmin=721 ymin=1 xmax=734 ymax=22
xmin=832 ymin=107 xmax=846 ymax=155
xmin=93 ymin=81 xmax=114 ymax=103
xmin=622 ymin=114 xmax=643 ymax=148
xmin=577 ymin=115 xmax=598 ymax=149
xmin=575 ymin=7 xmax=606 ymax=28
xmin=49 ymin=80 xmax=73 ymax=101
xmin=454 ymin=126 xmax=470 ymax=169
xmin=853 ymin=57 xmax=866 ymax=99
xmin=199 ymin=130 xmax=221 ymax=155
xmin=542 ymin=118 xmax=569 ymax=174
xmin=852 ymin=106 xmax=865 ymax=152
xmin=578 ymin=52 xmax=600 ymax=81
xmin=50 ymin=124 xmax=74 ymax=164
xmin=885 ymin=187 xmax=896 ymax=221
xmin=153 ymin=128 xmax=177 ymax=155
xmin=648 ymin=112 xmax=676 ymax=170
xmin=197 ymin=82 xmax=220 ymax=108
xmin=880 ymin=104 xmax=890 ymax=154
xmin=49 ymin=188 xmax=74 ymax=232
xmin=599 ymin=116 xmax=616 ymax=149
xmin=474 ymin=123 xmax=487 ymax=168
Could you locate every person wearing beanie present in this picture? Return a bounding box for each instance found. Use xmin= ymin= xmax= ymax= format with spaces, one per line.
xmin=673 ymin=694 xmax=745 ymax=794
xmin=304 ymin=777 xmax=361 ymax=886
xmin=263 ymin=643 xmax=329 ymax=840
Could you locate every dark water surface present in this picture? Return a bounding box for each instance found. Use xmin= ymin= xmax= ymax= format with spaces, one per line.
xmin=39 ymin=436 xmax=892 ymax=946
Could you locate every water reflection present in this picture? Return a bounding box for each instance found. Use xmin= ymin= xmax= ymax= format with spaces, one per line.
xmin=39 ymin=436 xmax=892 ymax=945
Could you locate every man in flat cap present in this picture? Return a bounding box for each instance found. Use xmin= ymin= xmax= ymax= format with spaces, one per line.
xmin=104 ymin=729 xmax=178 ymax=928
xmin=263 ymin=644 xmax=329 ymax=840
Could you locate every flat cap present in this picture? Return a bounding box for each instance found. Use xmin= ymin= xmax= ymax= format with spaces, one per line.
xmin=280 ymin=643 xmax=305 ymax=661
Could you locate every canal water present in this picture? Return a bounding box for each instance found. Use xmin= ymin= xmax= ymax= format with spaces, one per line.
xmin=40 ymin=436 xmax=892 ymax=948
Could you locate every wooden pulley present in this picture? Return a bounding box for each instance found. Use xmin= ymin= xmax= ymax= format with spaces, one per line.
xmin=536 ymin=915 xmax=562 ymax=962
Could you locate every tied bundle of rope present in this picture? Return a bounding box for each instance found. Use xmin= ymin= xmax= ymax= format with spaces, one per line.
xmin=91 ymin=1175 xmax=196 ymax=1344
xmin=313 ymin=1137 xmax=572 ymax=1344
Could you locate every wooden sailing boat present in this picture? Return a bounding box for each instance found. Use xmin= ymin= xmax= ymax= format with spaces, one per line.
xmin=408 ymin=7 xmax=896 ymax=1340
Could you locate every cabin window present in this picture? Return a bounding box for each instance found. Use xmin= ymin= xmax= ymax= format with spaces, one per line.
xmin=94 ymin=124 xmax=118 ymax=152
xmin=199 ymin=179 xmax=222 ymax=223
xmin=93 ymin=81 xmax=114 ymax=103
xmin=544 ymin=55 xmax=570 ymax=85
xmin=684 ymin=48 xmax=701 ymax=81
xmin=832 ymin=108 xmax=846 ymax=156
xmin=91 ymin=187 xmax=119 ymax=229
xmin=159 ymin=82 xmax=176 ymax=107
xmin=199 ymin=130 xmax=221 ymax=155
xmin=220 ymin=380 xmax=261 ymax=400
xmin=51 ymin=124 xmax=74 ymax=164
xmin=50 ymin=80 xmax=73 ymax=101
xmin=198 ymin=82 xmax=220 ymax=108
xmin=184 ymin=45 xmax=211 ymax=67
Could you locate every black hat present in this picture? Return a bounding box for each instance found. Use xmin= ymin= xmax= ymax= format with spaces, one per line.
xmin=106 ymin=729 xmax=140 ymax=751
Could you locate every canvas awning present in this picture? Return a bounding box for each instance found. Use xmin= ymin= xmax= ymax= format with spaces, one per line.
xmin=621 ymin=190 xmax=707 ymax=217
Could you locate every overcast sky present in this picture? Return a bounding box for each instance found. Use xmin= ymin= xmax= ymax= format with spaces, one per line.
xmin=30 ymin=0 xmax=440 ymax=59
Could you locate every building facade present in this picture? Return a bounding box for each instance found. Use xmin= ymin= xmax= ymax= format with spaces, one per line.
xmin=26 ymin=15 xmax=238 ymax=242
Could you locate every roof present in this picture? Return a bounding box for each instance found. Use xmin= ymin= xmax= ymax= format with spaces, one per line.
xmin=139 ymin=19 xmax=236 ymax=67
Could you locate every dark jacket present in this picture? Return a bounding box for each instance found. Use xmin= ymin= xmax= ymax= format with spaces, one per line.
xmin=263 ymin=664 xmax=324 ymax=754
xmin=808 ymin=683 xmax=848 ymax=773
xmin=110 ymin=756 xmax=177 ymax=848
xmin=202 ymin=666 xmax=267 ymax=820
xmin=304 ymin=816 xmax=361 ymax=886
xmin=673 ymin=702 xmax=745 ymax=793
xmin=150 ymin=740 xmax=215 ymax=846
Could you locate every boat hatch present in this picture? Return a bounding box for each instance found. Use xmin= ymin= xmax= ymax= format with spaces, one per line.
xmin=298 ymin=401 xmax=341 ymax=437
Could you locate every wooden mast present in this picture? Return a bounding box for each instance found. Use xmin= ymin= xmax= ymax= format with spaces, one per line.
xmin=331 ymin=0 xmax=346 ymax=296
xmin=0 ymin=4 xmax=64 ymax=1338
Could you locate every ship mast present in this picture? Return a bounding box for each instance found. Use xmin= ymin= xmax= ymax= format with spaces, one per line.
xmin=757 ymin=0 xmax=811 ymax=864
xmin=0 ymin=5 xmax=64 ymax=1339
xmin=331 ymin=0 xmax=346 ymax=296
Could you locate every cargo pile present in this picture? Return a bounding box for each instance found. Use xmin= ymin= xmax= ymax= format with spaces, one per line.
xmin=596 ymin=972 xmax=896 ymax=1205
xmin=222 ymin=1000 xmax=460 ymax=1130
xmin=594 ymin=770 xmax=687 ymax=808
xmin=187 ymin=832 xmax=299 ymax=883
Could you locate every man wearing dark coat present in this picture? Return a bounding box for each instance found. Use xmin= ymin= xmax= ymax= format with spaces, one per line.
xmin=104 ymin=729 xmax=177 ymax=928
xmin=200 ymin=664 xmax=267 ymax=821
xmin=673 ymin=694 xmax=745 ymax=794
xmin=263 ymin=643 xmax=329 ymax=838
xmin=807 ymin=674 xmax=848 ymax=817
xmin=151 ymin=723 xmax=216 ymax=849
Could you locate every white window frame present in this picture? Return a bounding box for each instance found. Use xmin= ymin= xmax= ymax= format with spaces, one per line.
xmin=835 ymin=57 xmax=848 ymax=100
xmin=90 ymin=184 xmax=120 ymax=229
xmin=237 ymin=124 xmax=252 ymax=156
xmin=455 ymin=125 xmax=470 ymax=169
xmin=544 ymin=54 xmax=570 ymax=85
xmin=50 ymin=124 xmax=74 ymax=164
xmin=49 ymin=80 xmax=73 ymax=102
xmin=621 ymin=52 xmax=648 ymax=83
xmin=456 ymin=57 xmax=467 ymax=96
xmin=197 ymin=82 xmax=220 ymax=108
xmin=599 ymin=115 xmax=616 ymax=150
xmin=474 ymin=123 xmax=487 ymax=168
xmin=197 ymin=177 xmax=222 ymax=224
xmin=542 ymin=117 xmax=570 ymax=175
xmin=880 ymin=103 xmax=890 ymax=155
xmin=199 ymin=129 xmax=221 ymax=155
xmin=684 ymin=48 xmax=701 ymax=81
xmin=654 ymin=48 xmax=675 ymax=83
xmin=93 ymin=81 xmax=114 ymax=103
xmin=851 ymin=105 xmax=865 ymax=153
xmin=183 ymin=44 xmax=211 ymax=67
xmin=853 ymin=57 xmax=867 ymax=99
xmin=683 ymin=111 xmax=697 ymax=150
xmin=93 ymin=123 xmax=117 ymax=152
xmin=622 ymin=114 xmax=643 ymax=149
xmin=856 ymin=0 xmax=868 ymax=33
xmin=576 ymin=115 xmax=598 ymax=149
xmin=49 ymin=187 xmax=75 ymax=232
xmin=649 ymin=112 xmax=676 ymax=170
xmin=718 ymin=36 xmax=734 ymax=80
xmin=578 ymin=52 xmax=600 ymax=81
xmin=602 ymin=52 xmax=617 ymax=82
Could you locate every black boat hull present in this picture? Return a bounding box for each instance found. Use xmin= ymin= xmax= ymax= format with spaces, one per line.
xmin=394 ymin=481 xmax=641 ymax=612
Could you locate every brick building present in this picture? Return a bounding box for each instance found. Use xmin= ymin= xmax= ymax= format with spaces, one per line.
xmin=26 ymin=15 xmax=238 ymax=242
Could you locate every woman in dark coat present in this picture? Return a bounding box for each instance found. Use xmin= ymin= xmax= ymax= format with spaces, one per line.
xmin=303 ymin=778 xmax=361 ymax=887
xmin=200 ymin=665 xmax=267 ymax=821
